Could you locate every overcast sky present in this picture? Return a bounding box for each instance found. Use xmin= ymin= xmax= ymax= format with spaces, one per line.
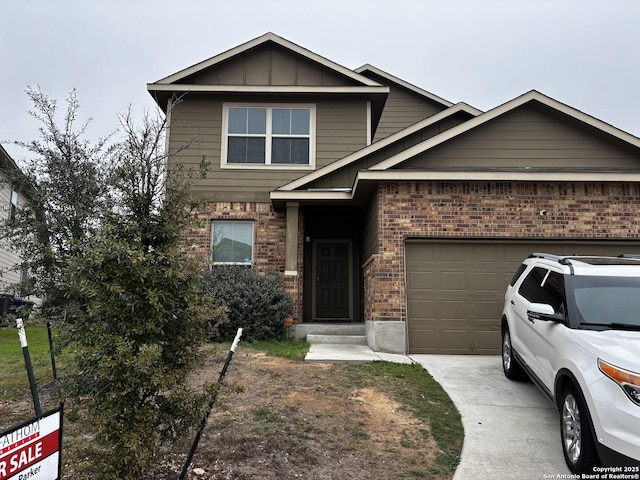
xmin=2 ymin=0 xmax=639 ymax=161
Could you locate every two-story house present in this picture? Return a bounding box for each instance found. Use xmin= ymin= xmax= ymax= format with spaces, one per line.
xmin=0 ymin=144 xmax=29 ymax=315
xmin=148 ymin=33 xmax=640 ymax=355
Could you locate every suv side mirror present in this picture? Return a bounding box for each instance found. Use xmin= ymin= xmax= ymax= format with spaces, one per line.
xmin=528 ymin=303 xmax=565 ymax=323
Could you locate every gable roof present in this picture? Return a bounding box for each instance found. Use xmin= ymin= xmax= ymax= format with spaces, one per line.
xmin=147 ymin=32 xmax=389 ymax=111
xmin=147 ymin=32 xmax=381 ymax=89
xmin=368 ymin=89 xmax=640 ymax=171
xmin=271 ymin=90 xmax=640 ymax=207
xmin=0 ymin=144 xmax=36 ymax=202
xmin=154 ymin=32 xmax=382 ymax=87
xmin=355 ymin=64 xmax=454 ymax=109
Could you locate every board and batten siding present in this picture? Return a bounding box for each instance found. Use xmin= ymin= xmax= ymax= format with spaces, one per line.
xmin=185 ymin=44 xmax=356 ymax=87
xmin=401 ymin=104 xmax=640 ymax=170
xmin=168 ymin=96 xmax=368 ymax=201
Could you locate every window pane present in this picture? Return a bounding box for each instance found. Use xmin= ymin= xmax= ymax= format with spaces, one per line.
xmin=518 ymin=267 xmax=547 ymax=302
xmin=291 ymin=109 xmax=310 ymax=135
xmin=228 ymin=108 xmax=247 ymax=134
xmin=290 ymin=138 xmax=309 ymax=164
xmin=272 ymin=109 xmax=291 ymax=134
xmin=228 ymin=138 xmax=265 ymax=163
xmin=272 ymin=138 xmax=291 ymax=164
xmin=213 ymin=221 xmax=253 ymax=263
xmin=246 ymin=138 xmax=266 ymax=163
xmin=247 ymin=108 xmax=266 ymax=134
xmin=272 ymin=138 xmax=309 ymax=164
xmin=227 ymin=137 xmax=247 ymax=163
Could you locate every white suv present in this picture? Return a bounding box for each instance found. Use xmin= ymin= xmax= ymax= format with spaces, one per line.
xmin=501 ymin=253 xmax=640 ymax=472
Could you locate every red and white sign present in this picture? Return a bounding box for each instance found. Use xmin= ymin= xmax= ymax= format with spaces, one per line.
xmin=0 ymin=406 xmax=62 ymax=480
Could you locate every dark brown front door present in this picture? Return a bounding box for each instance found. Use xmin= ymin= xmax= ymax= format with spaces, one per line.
xmin=313 ymin=241 xmax=351 ymax=320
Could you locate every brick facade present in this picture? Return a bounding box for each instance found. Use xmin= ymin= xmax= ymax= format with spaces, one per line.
xmin=185 ymin=201 xmax=304 ymax=321
xmin=364 ymin=180 xmax=640 ymax=324
xmin=185 ymin=181 xmax=640 ymax=330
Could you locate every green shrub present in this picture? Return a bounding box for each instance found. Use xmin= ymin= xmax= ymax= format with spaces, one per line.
xmin=202 ymin=266 xmax=292 ymax=342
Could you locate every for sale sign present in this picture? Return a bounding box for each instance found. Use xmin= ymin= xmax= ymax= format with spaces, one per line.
xmin=0 ymin=405 xmax=62 ymax=480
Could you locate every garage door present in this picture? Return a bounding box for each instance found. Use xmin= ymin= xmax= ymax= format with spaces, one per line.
xmin=405 ymin=240 xmax=640 ymax=354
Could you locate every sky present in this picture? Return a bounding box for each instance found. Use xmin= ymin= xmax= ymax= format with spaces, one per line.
xmin=1 ymin=0 xmax=639 ymax=161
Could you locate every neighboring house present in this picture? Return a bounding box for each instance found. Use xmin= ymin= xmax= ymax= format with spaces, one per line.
xmin=148 ymin=32 xmax=640 ymax=354
xmin=0 ymin=145 xmax=27 ymax=299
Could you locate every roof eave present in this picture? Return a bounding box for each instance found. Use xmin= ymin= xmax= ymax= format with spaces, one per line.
xmin=147 ymin=84 xmax=389 ymax=94
xmin=271 ymin=168 xmax=640 ymax=208
xmin=355 ymin=64 xmax=455 ymax=108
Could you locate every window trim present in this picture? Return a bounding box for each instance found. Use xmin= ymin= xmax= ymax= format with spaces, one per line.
xmin=221 ymin=103 xmax=316 ymax=170
xmin=9 ymin=189 xmax=18 ymax=221
xmin=211 ymin=220 xmax=255 ymax=265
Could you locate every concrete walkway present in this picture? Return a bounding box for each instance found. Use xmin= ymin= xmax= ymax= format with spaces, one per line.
xmin=305 ymin=343 xmax=413 ymax=364
xmin=306 ymin=345 xmax=570 ymax=479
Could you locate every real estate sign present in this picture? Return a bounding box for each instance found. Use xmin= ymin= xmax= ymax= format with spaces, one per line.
xmin=0 ymin=406 xmax=63 ymax=480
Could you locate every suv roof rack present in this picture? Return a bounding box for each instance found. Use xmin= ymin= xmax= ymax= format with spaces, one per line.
xmin=529 ymin=253 xmax=640 ymax=270
xmin=528 ymin=252 xmax=574 ymax=265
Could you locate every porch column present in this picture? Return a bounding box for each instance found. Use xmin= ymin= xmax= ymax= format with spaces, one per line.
xmin=285 ymin=202 xmax=299 ymax=275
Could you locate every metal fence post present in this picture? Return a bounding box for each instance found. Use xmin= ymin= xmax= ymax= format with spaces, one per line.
xmin=179 ymin=328 xmax=243 ymax=480
xmin=16 ymin=317 xmax=42 ymax=416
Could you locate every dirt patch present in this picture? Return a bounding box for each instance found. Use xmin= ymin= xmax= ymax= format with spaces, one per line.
xmin=183 ymin=349 xmax=440 ymax=479
xmin=0 ymin=347 xmax=449 ymax=479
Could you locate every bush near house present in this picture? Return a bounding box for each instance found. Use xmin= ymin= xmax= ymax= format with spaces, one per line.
xmin=202 ymin=265 xmax=292 ymax=342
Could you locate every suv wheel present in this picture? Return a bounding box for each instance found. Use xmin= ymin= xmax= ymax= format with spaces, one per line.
xmin=560 ymin=385 xmax=599 ymax=473
xmin=502 ymin=323 xmax=525 ymax=380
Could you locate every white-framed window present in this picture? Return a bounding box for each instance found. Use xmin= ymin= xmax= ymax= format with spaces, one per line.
xmin=9 ymin=190 xmax=18 ymax=220
xmin=212 ymin=220 xmax=254 ymax=264
xmin=221 ymin=103 xmax=315 ymax=168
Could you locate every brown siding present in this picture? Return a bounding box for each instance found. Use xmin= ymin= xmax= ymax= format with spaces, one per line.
xmin=363 ymin=180 xmax=640 ymax=325
xmin=316 ymin=101 xmax=368 ymax=166
xmin=186 ymin=44 xmax=355 ymax=87
xmin=308 ymin=112 xmax=472 ymax=189
xmin=168 ymin=96 xmax=368 ymax=201
xmin=402 ymin=104 xmax=640 ymax=170
xmin=373 ymin=83 xmax=448 ymax=142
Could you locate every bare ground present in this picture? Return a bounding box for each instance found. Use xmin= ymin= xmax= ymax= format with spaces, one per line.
xmin=1 ymin=346 xmax=454 ymax=480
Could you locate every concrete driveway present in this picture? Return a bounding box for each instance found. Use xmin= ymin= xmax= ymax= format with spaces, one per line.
xmin=410 ymin=355 xmax=571 ymax=480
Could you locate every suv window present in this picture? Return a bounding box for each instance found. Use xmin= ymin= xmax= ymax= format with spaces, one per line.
xmin=518 ymin=267 xmax=547 ymax=302
xmin=510 ymin=264 xmax=528 ymax=286
xmin=518 ymin=267 xmax=566 ymax=312
xmin=568 ymin=275 xmax=640 ymax=326
xmin=540 ymin=271 xmax=565 ymax=312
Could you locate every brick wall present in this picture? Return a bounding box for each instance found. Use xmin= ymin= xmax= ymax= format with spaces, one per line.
xmin=185 ymin=201 xmax=304 ymax=321
xmin=364 ymin=180 xmax=640 ymax=323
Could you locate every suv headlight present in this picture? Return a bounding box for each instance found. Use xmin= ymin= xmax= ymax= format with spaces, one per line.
xmin=598 ymin=359 xmax=640 ymax=406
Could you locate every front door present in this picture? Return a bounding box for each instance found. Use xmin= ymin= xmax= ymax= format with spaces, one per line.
xmin=313 ymin=240 xmax=352 ymax=321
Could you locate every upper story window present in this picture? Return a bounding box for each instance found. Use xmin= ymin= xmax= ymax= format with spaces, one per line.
xmin=9 ymin=190 xmax=18 ymax=221
xmin=222 ymin=104 xmax=315 ymax=169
